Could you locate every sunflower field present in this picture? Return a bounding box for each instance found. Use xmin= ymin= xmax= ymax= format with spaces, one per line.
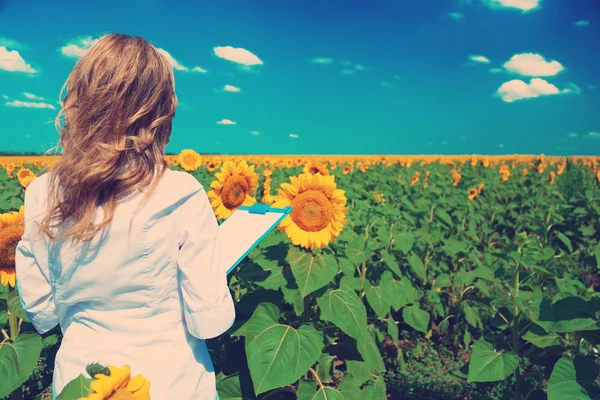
xmin=2 ymin=152 xmax=600 ymax=400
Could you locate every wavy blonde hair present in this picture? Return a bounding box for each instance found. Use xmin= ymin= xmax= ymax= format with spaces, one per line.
xmin=38 ymin=33 xmax=177 ymax=244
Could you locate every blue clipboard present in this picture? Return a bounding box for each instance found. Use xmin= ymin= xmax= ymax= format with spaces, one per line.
xmin=219 ymin=203 xmax=292 ymax=276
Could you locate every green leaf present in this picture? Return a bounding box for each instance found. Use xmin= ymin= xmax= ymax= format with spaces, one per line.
xmin=407 ymin=253 xmax=427 ymax=280
xmin=7 ymin=290 xmax=29 ymax=322
xmin=0 ymin=333 xmax=43 ymax=398
xmin=216 ymin=374 xmax=256 ymax=400
xmin=346 ymin=238 xmax=370 ymax=264
xmin=281 ymin=285 xmax=304 ymax=316
xmin=317 ymin=286 xmax=368 ymax=342
xmin=316 ymin=353 xmax=335 ymax=383
xmin=522 ymin=325 xmax=561 ymax=348
xmin=337 ymin=257 xmax=356 ymax=277
xmin=381 ymin=250 xmax=401 ymax=277
xmin=387 ymin=316 xmax=398 ymax=343
xmin=365 ymin=282 xmax=391 ymax=319
xmin=313 ymin=387 xmax=344 ymax=400
xmin=463 ymin=304 xmax=481 ymax=330
xmin=289 ymin=248 xmax=338 ymax=298
xmin=552 ymin=296 xmax=600 ymax=333
xmin=402 ymin=305 xmax=430 ymax=333
xmin=556 ymin=232 xmax=573 ymax=254
xmin=337 ymin=374 xmax=363 ymax=400
xmin=346 ymin=360 xmax=371 ymax=386
xmin=435 ymin=209 xmax=453 ymax=228
xmin=393 ymin=232 xmax=414 ymax=255
xmin=356 ymin=331 xmax=386 ymax=374
xmin=595 ymin=241 xmax=600 ymax=269
xmin=433 ymin=273 xmax=451 ymax=289
xmin=56 ymin=374 xmax=92 ymax=400
xmin=547 ymin=357 xmax=597 ymax=400
xmin=244 ymin=303 xmax=324 ymax=395
xmin=467 ymin=338 xmax=518 ymax=383
xmin=297 ymin=379 xmax=317 ymax=400
xmin=361 ymin=375 xmax=386 ymax=400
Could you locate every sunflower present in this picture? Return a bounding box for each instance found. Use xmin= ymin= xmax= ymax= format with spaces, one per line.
xmin=17 ymin=168 xmax=36 ymax=188
xmin=205 ymin=159 xmax=221 ymax=173
xmin=451 ymin=169 xmax=461 ymax=186
xmin=303 ymin=162 xmax=329 ymax=176
xmin=208 ymin=161 xmax=259 ymax=220
xmin=549 ymin=171 xmax=556 ymax=185
xmin=79 ymin=365 xmax=150 ymax=400
xmin=177 ymin=149 xmax=203 ymax=171
xmin=4 ymin=162 xmax=16 ymax=178
xmin=0 ymin=206 xmax=24 ymax=288
xmin=342 ymin=164 xmax=353 ymax=175
xmin=410 ymin=172 xmax=420 ymax=186
xmin=272 ymin=173 xmax=347 ymax=250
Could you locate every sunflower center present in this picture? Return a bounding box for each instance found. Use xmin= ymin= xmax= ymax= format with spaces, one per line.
xmin=0 ymin=225 xmax=24 ymax=270
xmin=222 ymin=175 xmax=249 ymax=209
xmin=290 ymin=190 xmax=333 ymax=232
xmin=183 ymin=155 xmax=197 ymax=165
xmin=109 ymin=389 xmax=137 ymax=400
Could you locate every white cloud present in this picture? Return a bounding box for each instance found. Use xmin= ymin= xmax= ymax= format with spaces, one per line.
xmin=5 ymin=100 xmax=55 ymax=109
xmin=0 ymin=37 xmax=26 ymax=50
xmin=489 ymin=67 xmax=504 ymax=74
xmin=192 ymin=66 xmax=207 ymax=73
xmin=567 ymin=132 xmax=578 ymax=138
xmin=575 ymin=20 xmax=590 ymax=27
xmin=498 ymin=143 xmax=506 ymax=148
xmin=1 ymin=95 xmax=8 ymax=99
xmin=482 ymin=0 xmax=541 ymax=12
xmin=311 ymin=57 xmax=333 ymax=64
xmin=503 ymin=53 xmax=564 ymax=77
xmin=355 ymin=64 xmax=366 ymax=71
xmin=23 ymin=92 xmax=44 ymax=101
xmin=250 ymin=131 xmax=260 ymax=136
xmin=449 ymin=12 xmax=465 ymax=21
xmin=223 ymin=84 xmax=241 ymax=93
xmin=217 ymin=119 xmax=236 ymax=125
xmin=469 ymin=54 xmax=491 ymax=64
xmin=496 ymin=78 xmax=576 ymax=102
xmin=341 ymin=60 xmax=352 ymax=66
xmin=156 ymin=48 xmax=187 ymax=71
xmin=289 ymin=133 xmax=299 ymax=138
xmin=586 ymin=132 xmax=600 ymax=139
xmin=381 ymin=81 xmax=393 ymax=87
xmin=342 ymin=69 xmax=356 ymax=75
xmin=442 ymin=141 xmax=449 ymax=145
xmin=214 ymin=46 xmax=263 ymax=66
xmin=0 ymin=46 xmax=36 ymax=73
xmin=60 ymin=37 xmax=98 ymax=59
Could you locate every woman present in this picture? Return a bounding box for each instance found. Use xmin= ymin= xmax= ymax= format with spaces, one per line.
xmin=15 ymin=33 xmax=235 ymax=399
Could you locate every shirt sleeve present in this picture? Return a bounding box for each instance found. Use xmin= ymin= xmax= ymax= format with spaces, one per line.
xmin=15 ymin=179 xmax=59 ymax=334
xmin=177 ymin=180 xmax=235 ymax=340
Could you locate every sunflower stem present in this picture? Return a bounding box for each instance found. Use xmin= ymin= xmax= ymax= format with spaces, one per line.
xmin=8 ymin=310 xmax=19 ymax=341
xmin=309 ymin=368 xmax=324 ymax=391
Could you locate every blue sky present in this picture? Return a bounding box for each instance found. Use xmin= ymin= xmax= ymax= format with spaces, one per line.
xmin=0 ymin=0 xmax=598 ymax=155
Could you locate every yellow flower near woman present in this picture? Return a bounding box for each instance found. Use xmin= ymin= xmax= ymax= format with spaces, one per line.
xmin=78 ymin=365 xmax=150 ymax=400
xmin=272 ymin=172 xmax=347 ymax=250
xmin=17 ymin=167 xmax=36 ymax=188
xmin=207 ymin=160 xmax=259 ymax=220
xmin=0 ymin=206 xmax=24 ymax=288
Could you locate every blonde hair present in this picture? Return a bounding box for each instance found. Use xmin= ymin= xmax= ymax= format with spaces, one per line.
xmin=38 ymin=33 xmax=178 ymax=244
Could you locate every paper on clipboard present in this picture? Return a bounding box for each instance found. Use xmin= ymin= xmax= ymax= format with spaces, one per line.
xmin=219 ymin=204 xmax=292 ymax=275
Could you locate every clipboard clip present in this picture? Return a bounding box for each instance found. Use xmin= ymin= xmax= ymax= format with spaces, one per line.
xmin=248 ymin=203 xmax=272 ymax=215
